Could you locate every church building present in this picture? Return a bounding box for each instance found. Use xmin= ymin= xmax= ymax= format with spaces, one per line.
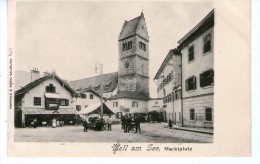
xmin=70 ymin=12 xmax=150 ymax=119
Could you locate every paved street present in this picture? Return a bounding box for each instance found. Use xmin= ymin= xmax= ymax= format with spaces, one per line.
xmin=15 ymin=123 xmax=213 ymax=143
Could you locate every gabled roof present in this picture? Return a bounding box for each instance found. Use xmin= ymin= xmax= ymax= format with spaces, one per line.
xmin=154 ymin=48 xmax=181 ymax=80
xmin=108 ymin=91 xmax=150 ymax=100
xmin=178 ymin=9 xmax=214 ymax=48
xmin=119 ymin=12 xmax=145 ymax=41
xmin=69 ymin=72 xmax=118 ymax=94
xmin=15 ymin=73 xmax=79 ymax=97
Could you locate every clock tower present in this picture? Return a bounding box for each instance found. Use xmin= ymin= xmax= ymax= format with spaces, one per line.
xmin=118 ymin=12 xmax=149 ymax=97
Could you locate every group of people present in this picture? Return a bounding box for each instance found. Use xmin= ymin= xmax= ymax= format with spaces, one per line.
xmin=121 ymin=115 xmax=141 ymax=133
xmin=82 ymin=116 xmax=113 ymax=132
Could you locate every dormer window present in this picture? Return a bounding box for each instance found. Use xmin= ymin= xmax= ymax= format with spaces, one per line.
xmin=45 ymin=84 xmax=56 ymax=93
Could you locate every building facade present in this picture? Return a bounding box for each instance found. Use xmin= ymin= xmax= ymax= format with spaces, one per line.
xmin=178 ymin=10 xmax=214 ymax=128
xmin=73 ymin=89 xmax=101 ymax=112
xmin=15 ymin=72 xmax=79 ymax=127
xmin=154 ymin=49 xmax=182 ymax=124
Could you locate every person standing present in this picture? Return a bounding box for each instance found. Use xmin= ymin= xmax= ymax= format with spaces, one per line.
xmin=135 ymin=116 xmax=141 ymax=133
xmin=107 ymin=116 xmax=113 ymax=131
xmin=83 ymin=118 xmax=88 ymax=132
xmin=168 ymin=119 xmax=173 ymax=129
xmin=33 ymin=118 xmax=37 ymax=128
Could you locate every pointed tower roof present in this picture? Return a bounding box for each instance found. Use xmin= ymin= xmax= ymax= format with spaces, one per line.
xmin=118 ymin=12 xmax=144 ymax=41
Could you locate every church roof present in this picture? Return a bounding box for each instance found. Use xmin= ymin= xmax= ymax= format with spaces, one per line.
xmin=108 ymin=91 xmax=150 ymax=100
xmin=118 ymin=13 xmax=143 ymax=40
xmin=69 ymin=72 xmax=118 ymax=94
xmin=15 ymin=73 xmax=79 ymax=97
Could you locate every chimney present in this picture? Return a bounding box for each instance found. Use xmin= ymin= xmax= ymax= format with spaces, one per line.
xmin=30 ymin=67 xmax=40 ymax=82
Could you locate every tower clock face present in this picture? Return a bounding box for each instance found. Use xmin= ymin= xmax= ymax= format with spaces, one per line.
xmin=125 ymin=61 xmax=129 ymax=68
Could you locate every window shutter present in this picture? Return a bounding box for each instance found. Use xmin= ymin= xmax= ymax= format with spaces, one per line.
xmin=211 ymin=70 xmax=214 ymax=84
xmin=200 ymin=73 xmax=204 ymax=87
xmin=193 ymin=76 xmax=196 ymax=90
xmin=185 ymin=79 xmax=188 ymax=91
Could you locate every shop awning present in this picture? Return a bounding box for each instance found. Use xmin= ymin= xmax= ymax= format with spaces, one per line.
xmin=78 ymin=102 xmax=115 ymax=115
xmin=21 ymin=108 xmax=78 ymax=115
xmin=44 ymin=93 xmax=60 ymax=99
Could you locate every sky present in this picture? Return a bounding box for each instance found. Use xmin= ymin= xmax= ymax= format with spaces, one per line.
xmin=15 ymin=0 xmax=214 ymax=98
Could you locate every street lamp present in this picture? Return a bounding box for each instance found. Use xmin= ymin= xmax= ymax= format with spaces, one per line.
xmin=95 ymin=61 xmax=104 ymax=120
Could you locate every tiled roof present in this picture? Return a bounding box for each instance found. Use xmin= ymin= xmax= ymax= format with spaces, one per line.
xmin=118 ymin=15 xmax=142 ymax=40
xmin=108 ymin=91 xmax=150 ymax=100
xmin=69 ymin=72 xmax=118 ymax=94
xmin=15 ymin=73 xmax=79 ymax=97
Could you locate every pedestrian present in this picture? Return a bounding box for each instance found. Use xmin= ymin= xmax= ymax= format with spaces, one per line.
xmin=124 ymin=115 xmax=129 ymax=133
xmin=83 ymin=118 xmax=88 ymax=132
xmin=134 ymin=116 xmax=141 ymax=133
xmin=33 ymin=118 xmax=37 ymax=128
xmin=107 ymin=116 xmax=113 ymax=131
xmin=121 ymin=115 xmax=126 ymax=130
xmin=168 ymin=119 xmax=173 ymax=129
xmin=126 ymin=115 xmax=132 ymax=133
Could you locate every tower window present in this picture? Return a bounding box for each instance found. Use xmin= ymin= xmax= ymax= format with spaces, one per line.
xmin=123 ymin=41 xmax=132 ymax=51
xmin=139 ymin=41 xmax=146 ymax=51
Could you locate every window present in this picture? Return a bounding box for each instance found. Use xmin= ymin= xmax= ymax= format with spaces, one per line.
xmin=203 ymin=33 xmax=212 ymax=53
xmin=185 ymin=76 xmax=196 ymax=91
xmin=132 ymin=101 xmax=138 ymax=108
xmin=200 ymin=69 xmax=214 ymax=87
xmin=34 ymin=97 xmax=41 ymax=106
xmin=139 ymin=41 xmax=146 ymax=51
xmin=113 ymin=102 xmax=118 ymax=107
xmin=76 ymin=105 xmax=81 ymax=111
xmin=59 ymin=99 xmax=69 ymax=106
xmin=45 ymin=84 xmax=56 ymax=93
xmin=90 ymin=94 xmax=93 ymax=99
xmin=205 ymin=108 xmax=213 ymax=121
xmin=190 ymin=109 xmax=195 ymax=120
xmin=188 ymin=46 xmax=194 ymax=62
xmin=80 ymin=94 xmax=86 ymax=99
xmin=123 ymin=41 xmax=132 ymax=51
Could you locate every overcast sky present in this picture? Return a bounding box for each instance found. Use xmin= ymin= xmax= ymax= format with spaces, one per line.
xmin=15 ymin=1 xmax=213 ymax=98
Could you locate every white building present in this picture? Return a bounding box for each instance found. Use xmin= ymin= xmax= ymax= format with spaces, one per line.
xmin=178 ymin=10 xmax=214 ymax=128
xmin=14 ymin=71 xmax=79 ymax=127
xmin=154 ymin=49 xmax=182 ymax=124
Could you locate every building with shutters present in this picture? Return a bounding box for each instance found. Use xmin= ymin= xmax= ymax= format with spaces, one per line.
xmin=14 ymin=71 xmax=79 ymax=127
xmin=178 ymin=10 xmax=214 ymax=128
xmin=154 ymin=9 xmax=214 ymax=128
xmin=153 ymin=49 xmax=182 ymax=124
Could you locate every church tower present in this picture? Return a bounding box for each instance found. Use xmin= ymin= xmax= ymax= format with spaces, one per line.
xmin=118 ymin=12 xmax=149 ymax=97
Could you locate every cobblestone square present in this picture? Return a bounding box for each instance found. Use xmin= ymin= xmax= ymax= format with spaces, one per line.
xmin=15 ymin=123 xmax=213 ymax=143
